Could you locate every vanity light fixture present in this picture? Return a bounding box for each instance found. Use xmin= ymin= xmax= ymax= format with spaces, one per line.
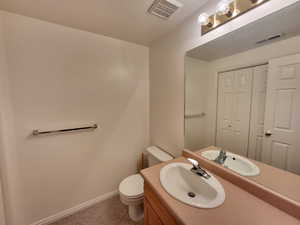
xmin=200 ymin=0 xmax=271 ymax=35
xmin=216 ymin=0 xmax=233 ymax=17
xmin=198 ymin=13 xmax=213 ymax=27
xmin=250 ymin=0 xmax=264 ymax=4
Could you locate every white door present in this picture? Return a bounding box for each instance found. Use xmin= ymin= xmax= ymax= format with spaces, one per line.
xmin=216 ymin=68 xmax=253 ymax=156
xmin=216 ymin=71 xmax=235 ymax=152
xmin=248 ymin=65 xmax=268 ymax=161
xmin=262 ymin=54 xmax=300 ymax=174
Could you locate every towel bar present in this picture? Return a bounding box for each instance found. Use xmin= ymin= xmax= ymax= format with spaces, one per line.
xmin=32 ymin=124 xmax=98 ymax=136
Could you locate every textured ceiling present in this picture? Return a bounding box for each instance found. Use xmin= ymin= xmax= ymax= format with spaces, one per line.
xmin=0 ymin=0 xmax=208 ymax=46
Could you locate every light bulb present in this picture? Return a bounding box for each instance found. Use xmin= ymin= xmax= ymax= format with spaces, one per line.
xmin=198 ymin=13 xmax=209 ymax=25
xmin=250 ymin=0 xmax=264 ymax=3
xmin=216 ymin=0 xmax=232 ymax=17
xmin=198 ymin=13 xmax=213 ymax=28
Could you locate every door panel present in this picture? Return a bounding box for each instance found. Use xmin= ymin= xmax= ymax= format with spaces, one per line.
xmin=217 ymin=72 xmax=235 ymax=152
xmin=271 ymin=142 xmax=289 ymax=170
xmin=248 ymin=65 xmax=268 ymax=160
xmin=263 ymin=54 xmax=300 ymax=174
xmin=217 ymin=69 xmax=253 ymax=156
xmin=274 ymin=89 xmax=295 ymax=130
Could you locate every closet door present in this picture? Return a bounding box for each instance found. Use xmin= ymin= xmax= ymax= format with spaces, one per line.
xmin=248 ymin=65 xmax=268 ymax=161
xmin=216 ymin=71 xmax=235 ymax=152
xmin=262 ymin=54 xmax=300 ymax=174
xmin=216 ymin=68 xmax=253 ymax=156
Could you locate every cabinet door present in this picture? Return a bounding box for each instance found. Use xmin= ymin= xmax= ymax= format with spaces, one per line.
xmin=144 ymin=199 xmax=163 ymax=225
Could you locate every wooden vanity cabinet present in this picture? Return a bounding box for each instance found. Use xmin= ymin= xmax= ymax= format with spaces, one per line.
xmin=144 ymin=182 xmax=181 ymax=225
xmin=144 ymin=199 xmax=163 ymax=225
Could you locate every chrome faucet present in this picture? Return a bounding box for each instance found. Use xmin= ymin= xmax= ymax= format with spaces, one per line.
xmin=187 ymin=158 xmax=211 ymax=179
xmin=214 ymin=149 xmax=227 ymax=165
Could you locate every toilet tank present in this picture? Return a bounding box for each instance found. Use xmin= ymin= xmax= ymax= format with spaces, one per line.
xmin=146 ymin=146 xmax=173 ymax=167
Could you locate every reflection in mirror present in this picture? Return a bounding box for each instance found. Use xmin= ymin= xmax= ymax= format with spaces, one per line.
xmin=184 ymin=2 xmax=300 ymax=203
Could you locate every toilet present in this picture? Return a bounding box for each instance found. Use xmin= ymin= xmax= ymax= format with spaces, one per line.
xmin=119 ymin=146 xmax=173 ymax=222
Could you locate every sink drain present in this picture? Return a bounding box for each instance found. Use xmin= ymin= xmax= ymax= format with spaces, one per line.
xmin=187 ymin=192 xmax=196 ymax=198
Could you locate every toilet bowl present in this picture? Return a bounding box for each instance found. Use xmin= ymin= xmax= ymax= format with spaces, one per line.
xmin=119 ymin=174 xmax=144 ymax=221
xmin=119 ymin=146 xmax=173 ymax=222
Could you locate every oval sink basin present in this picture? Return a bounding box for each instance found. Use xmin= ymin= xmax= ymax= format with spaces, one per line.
xmin=201 ymin=150 xmax=260 ymax=176
xmin=160 ymin=162 xmax=225 ymax=208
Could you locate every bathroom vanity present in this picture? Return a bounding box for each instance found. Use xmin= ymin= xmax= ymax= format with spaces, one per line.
xmin=184 ymin=145 xmax=300 ymax=213
xmin=141 ymin=157 xmax=300 ymax=225
xmin=144 ymin=183 xmax=178 ymax=225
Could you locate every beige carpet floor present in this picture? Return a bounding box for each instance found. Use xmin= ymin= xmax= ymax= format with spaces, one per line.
xmin=50 ymin=195 xmax=144 ymax=225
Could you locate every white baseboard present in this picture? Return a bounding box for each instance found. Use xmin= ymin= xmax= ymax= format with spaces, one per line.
xmin=31 ymin=190 xmax=118 ymax=225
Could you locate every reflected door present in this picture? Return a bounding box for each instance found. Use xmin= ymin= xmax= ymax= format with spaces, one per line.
xmin=216 ymin=68 xmax=253 ymax=156
xmin=262 ymin=54 xmax=300 ymax=174
xmin=248 ymin=65 xmax=268 ymax=161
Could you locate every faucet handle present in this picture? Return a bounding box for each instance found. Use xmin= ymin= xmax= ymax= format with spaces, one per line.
xmin=187 ymin=158 xmax=199 ymax=169
xmin=188 ymin=158 xmax=211 ymax=179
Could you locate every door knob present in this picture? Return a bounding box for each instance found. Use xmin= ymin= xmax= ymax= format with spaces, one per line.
xmin=265 ymin=130 xmax=272 ymax=137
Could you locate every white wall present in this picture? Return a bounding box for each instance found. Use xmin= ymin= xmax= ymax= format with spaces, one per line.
xmin=0 ymin=12 xmax=9 ymax=225
xmin=184 ymin=57 xmax=211 ymax=150
xmin=0 ymin=11 xmax=149 ymax=225
xmin=150 ymin=0 xmax=300 ymax=156
xmin=0 ymin=19 xmax=6 ymax=225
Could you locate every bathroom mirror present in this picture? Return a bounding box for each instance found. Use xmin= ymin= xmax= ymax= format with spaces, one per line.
xmin=184 ymin=1 xmax=300 ymax=204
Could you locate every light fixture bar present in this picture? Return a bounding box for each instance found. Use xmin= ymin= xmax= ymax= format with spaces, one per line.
xmin=200 ymin=0 xmax=271 ymax=35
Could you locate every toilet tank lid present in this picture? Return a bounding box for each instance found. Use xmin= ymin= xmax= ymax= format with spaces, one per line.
xmin=146 ymin=146 xmax=173 ymax=162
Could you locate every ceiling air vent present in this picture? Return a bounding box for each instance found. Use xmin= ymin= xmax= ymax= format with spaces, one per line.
xmin=148 ymin=0 xmax=183 ymax=20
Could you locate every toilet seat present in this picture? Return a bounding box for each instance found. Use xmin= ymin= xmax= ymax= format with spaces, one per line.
xmin=119 ymin=174 xmax=144 ymax=199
